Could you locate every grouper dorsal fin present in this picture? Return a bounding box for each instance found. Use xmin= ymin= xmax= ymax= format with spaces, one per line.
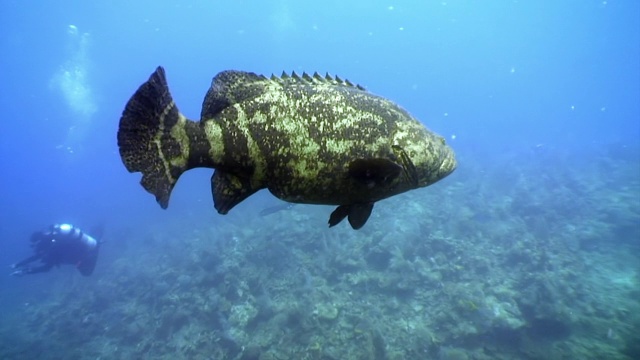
xmin=201 ymin=71 xmax=269 ymax=120
xmin=270 ymin=71 xmax=367 ymax=91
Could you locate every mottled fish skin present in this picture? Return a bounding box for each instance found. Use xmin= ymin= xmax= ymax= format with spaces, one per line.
xmin=118 ymin=67 xmax=456 ymax=229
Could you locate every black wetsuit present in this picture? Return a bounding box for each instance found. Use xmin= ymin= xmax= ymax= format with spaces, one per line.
xmin=12 ymin=224 xmax=100 ymax=276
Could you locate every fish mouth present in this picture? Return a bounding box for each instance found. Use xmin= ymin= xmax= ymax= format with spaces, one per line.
xmin=437 ymin=146 xmax=457 ymax=178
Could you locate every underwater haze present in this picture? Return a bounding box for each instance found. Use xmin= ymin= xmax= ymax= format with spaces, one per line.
xmin=1 ymin=1 xmax=639 ymax=359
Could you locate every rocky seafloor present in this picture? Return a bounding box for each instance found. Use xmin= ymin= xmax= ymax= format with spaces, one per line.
xmin=1 ymin=144 xmax=638 ymax=360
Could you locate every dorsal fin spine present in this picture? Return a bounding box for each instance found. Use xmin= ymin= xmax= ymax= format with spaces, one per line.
xmin=270 ymin=71 xmax=365 ymax=91
xmin=302 ymin=72 xmax=312 ymax=82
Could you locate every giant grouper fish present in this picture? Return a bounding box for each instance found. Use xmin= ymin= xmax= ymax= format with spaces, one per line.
xmin=118 ymin=67 xmax=456 ymax=229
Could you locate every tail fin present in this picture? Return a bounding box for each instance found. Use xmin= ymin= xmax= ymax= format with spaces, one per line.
xmin=118 ymin=66 xmax=191 ymax=209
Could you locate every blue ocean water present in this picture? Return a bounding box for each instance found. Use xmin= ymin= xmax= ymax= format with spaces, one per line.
xmin=0 ymin=1 xmax=638 ymax=359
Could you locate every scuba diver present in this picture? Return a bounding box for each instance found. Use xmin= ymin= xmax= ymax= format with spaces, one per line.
xmin=10 ymin=224 xmax=102 ymax=277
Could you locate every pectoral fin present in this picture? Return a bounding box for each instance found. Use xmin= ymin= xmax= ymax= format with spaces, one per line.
xmin=328 ymin=203 xmax=375 ymax=230
xmin=348 ymin=158 xmax=402 ymax=188
xmin=392 ymin=145 xmax=419 ymax=187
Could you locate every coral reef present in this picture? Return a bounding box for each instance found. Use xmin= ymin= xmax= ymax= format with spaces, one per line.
xmin=0 ymin=145 xmax=638 ymax=359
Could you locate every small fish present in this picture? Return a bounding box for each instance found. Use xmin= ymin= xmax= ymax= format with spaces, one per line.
xmin=118 ymin=67 xmax=456 ymax=229
xmin=259 ymin=203 xmax=295 ymax=217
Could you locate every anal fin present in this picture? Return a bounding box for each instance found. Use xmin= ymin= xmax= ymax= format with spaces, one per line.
xmin=211 ymin=171 xmax=259 ymax=214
